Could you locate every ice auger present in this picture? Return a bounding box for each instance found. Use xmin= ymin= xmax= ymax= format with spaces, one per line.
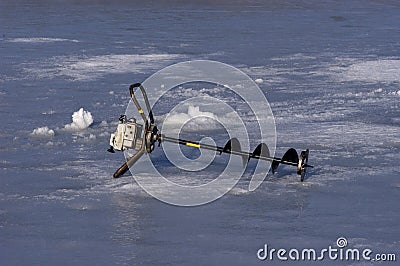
xmin=107 ymin=83 xmax=313 ymax=181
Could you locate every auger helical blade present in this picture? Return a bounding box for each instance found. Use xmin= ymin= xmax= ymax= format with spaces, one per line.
xmin=223 ymin=138 xmax=248 ymax=168
xmin=271 ymin=148 xmax=299 ymax=174
xmin=222 ymin=137 xmax=238 ymax=153
xmin=298 ymin=149 xmax=309 ymax=182
xmin=251 ymin=143 xmax=270 ymax=159
xmin=248 ymin=143 xmax=271 ymax=191
xmin=161 ymin=135 xmax=313 ymax=179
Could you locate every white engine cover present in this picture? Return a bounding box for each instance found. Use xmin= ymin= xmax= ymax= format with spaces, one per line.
xmin=109 ymin=121 xmax=143 ymax=151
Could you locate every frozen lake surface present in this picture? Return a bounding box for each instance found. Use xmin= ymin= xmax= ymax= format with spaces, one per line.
xmin=0 ymin=0 xmax=399 ymax=265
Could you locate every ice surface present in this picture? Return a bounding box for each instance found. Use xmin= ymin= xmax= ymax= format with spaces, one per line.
xmin=1 ymin=1 xmax=399 ymax=265
xmin=23 ymin=54 xmax=182 ymax=81
xmin=343 ymin=59 xmax=400 ymax=83
xmin=5 ymin=37 xmax=79 ymax=43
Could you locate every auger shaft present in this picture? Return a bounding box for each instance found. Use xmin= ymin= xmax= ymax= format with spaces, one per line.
xmin=160 ymin=136 xmax=313 ymax=169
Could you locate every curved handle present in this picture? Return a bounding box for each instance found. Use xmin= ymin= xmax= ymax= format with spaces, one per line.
xmin=129 ymin=83 xmax=154 ymax=124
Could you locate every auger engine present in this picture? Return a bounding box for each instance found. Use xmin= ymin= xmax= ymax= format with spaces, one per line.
xmin=107 ymin=115 xmax=143 ymax=153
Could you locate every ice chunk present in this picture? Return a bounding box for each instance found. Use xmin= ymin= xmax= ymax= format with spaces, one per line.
xmin=163 ymin=105 xmax=240 ymax=132
xmin=166 ymin=106 xmax=217 ymax=125
xmin=31 ymin=126 xmax=55 ymax=137
xmin=255 ymin=78 xmax=264 ymax=84
xmin=64 ymin=108 xmax=93 ymax=131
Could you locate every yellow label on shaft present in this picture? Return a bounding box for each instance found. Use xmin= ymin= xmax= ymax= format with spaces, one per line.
xmin=186 ymin=142 xmax=200 ymax=148
xmin=138 ymin=109 xmax=144 ymax=114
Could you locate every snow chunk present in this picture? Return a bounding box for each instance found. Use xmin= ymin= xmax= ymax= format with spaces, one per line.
xmin=389 ymin=90 xmax=400 ymax=96
xmin=64 ymin=108 xmax=93 ymax=131
xmin=31 ymin=126 xmax=55 ymax=137
xmin=255 ymin=78 xmax=264 ymax=84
